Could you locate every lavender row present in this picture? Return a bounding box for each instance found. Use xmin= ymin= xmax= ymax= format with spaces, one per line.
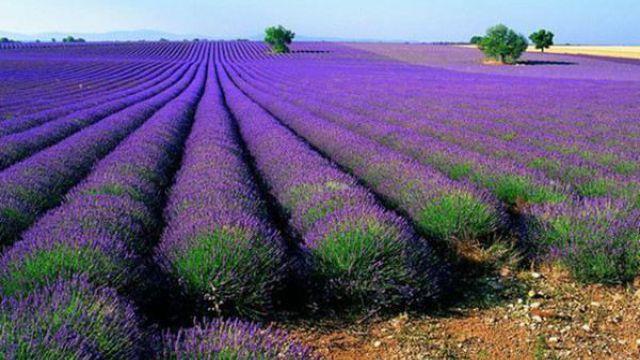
xmin=226 ymin=64 xmax=503 ymax=245
xmin=156 ymin=62 xmax=287 ymax=318
xmin=240 ymin=63 xmax=640 ymax=204
xmin=219 ymin=63 xmax=444 ymax=310
xmin=0 ymin=63 xmax=194 ymax=170
xmin=159 ymin=318 xmax=315 ymax=359
xmin=0 ymin=277 xmax=145 ymax=358
xmin=245 ymin=62 xmax=640 ymax=192
xmin=0 ymin=61 xmax=131 ymax=112
xmin=524 ymin=198 xmax=640 ymax=283
xmin=231 ymin=63 xmax=568 ymax=209
xmin=0 ymin=62 xmax=179 ymax=137
xmin=232 ymin=58 xmax=640 ymax=282
xmin=0 ymin=62 xmax=198 ymax=248
xmin=0 ymin=62 xmax=156 ymax=117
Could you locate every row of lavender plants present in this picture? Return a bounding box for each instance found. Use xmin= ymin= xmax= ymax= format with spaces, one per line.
xmin=156 ymin=61 xmax=288 ymax=319
xmin=0 ymin=62 xmax=197 ymax=248
xmin=0 ymin=61 xmax=176 ymax=136
xmin=225 ymin=63 xmax=504 ymax=248
xmin=242 ymin=61 xmax=640 ymax=192
xmin=0 ymin=62 xmax=193 ymax=170
xmin=0 ymin=55 xmax=207 ymax=357
xmin=0 ymin=49 xmax=314 ymax=357
xmin=219 ymin=62 xmax=445 ymax=310
xmin=0 ymin=61 xmax=159 ymax=118
xmin=226 ymin=47 xmax=640 ymax=283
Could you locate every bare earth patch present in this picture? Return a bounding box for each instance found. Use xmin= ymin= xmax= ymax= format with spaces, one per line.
xmin=283 ymin=266 xmax=640 ymax=359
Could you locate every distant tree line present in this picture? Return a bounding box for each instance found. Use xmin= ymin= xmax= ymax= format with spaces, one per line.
xmin=62 ymin=36 xmax=86 ymax=43
xmin=471 ymin=24 xmax=555 ymax=64
xmin=0 ymin=37 xmax=16 ymax=43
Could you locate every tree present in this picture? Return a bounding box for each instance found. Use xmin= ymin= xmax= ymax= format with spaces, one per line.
xmin=529 ymin=29 xmax=554 ymax=53
xmin=0 ymin=37 xmax=11 ymax=43
xmin=478 ymin=24 xmax=528 ymax=64
xmin=264 ymin=25 xmax=295 ymax=54
xmin=62 ymin=36 xmax=86 ymax=43
xmin=470 ymin=36 xmax=483 ymax=45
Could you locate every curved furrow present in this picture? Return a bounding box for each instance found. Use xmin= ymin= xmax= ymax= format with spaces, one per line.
xmin=0 ymin=58 xmax=206 ymax=299
xmin=224 ymin=63 xmax=505 ymax=247
xmin=0 ymin=62 xmax=192 ymax=170
xmin=156 ymin=60 xmax=287 ymax=319
xmin=0 ymin=61 xmax=167 ymax=123
xmin=0 ymin=62 xmax=199 ymax=248
xmin=0 ymin=61 xmax=182 ymax=136
xmin=218 ymin=61 xmax=444 ymax=311
xmin=0 ymin=62 xmax=150 ymax=115
xmin=230 ymin=63 xmax=569 ymax=209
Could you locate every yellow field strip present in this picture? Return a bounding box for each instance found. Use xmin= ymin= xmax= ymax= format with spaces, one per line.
xmin=528 ymin=46 xmax=640 ymax=60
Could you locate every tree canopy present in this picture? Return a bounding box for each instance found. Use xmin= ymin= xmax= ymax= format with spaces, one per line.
xmin=530 ymin=29 xmax=554 ymax=53
xmin=477 ymin=24 xmax=528 ymax=64
xmin=62 ymin=36 xmax=86 ymax=43
xmin=470 ymin=36 xmax=483 ymax=46
xmin=264 ymin=25 xmax=295 ymax=54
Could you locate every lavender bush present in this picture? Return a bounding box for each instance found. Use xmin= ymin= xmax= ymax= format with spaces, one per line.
xmin=160 ymin=318 xmax=315 ymax=359
xmin=0 ymin=277 xmax=144 ymax=358
xmin=157 ymin=62 xmax=287 ymax=319
xmin=219 ymin=63 xmax=443 ymax=310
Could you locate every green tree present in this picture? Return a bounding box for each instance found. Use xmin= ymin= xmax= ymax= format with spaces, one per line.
xmin=62 ymin=36 xmax=85 ymax=43
xmin=264 ymin=25 xmax=295 ymax=54
xmin=470 ymin=36 xmax=483 ymax=45
xmin=478 ymin=24 xmax=528 ymax=64
xmin=529 ymin=29 xmax=554 ymax=53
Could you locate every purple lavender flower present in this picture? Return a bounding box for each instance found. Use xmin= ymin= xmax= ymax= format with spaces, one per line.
xmin=0 ymin=60 xmax=198 ymax=247
xmin=219 ymin=61 xmax=444 ymax=310
xmin=160 ymin=318 xmax=316 ymax=359
xmin=0 ymin=56 xmax=207 ymax=297
xmin=0 ymin=276 xmax=144 ymax=358
xmin=157 ymin=61 xmax=287 ymax=319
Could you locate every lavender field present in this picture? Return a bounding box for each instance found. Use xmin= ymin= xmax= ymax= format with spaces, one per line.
xmin=0 ymin=40 xmax=639 ymax=358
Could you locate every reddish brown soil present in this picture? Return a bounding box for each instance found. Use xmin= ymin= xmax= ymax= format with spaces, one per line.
xmin=285 ymin=266 xmax=640 ymax=359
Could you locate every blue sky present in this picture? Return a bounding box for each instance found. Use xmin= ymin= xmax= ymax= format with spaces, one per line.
xmin=1 ymin=0 xmax=638 ymax=44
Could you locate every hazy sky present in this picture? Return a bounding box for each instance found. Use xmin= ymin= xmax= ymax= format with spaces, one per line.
xmin=1 ymin=0 xmax=638 ymax=44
